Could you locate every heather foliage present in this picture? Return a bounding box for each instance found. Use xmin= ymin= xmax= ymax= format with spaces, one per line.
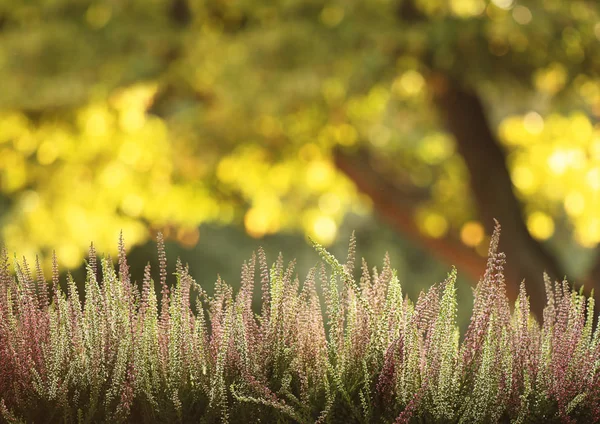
xmin=1 ymin=222 xmax=599 ymax=423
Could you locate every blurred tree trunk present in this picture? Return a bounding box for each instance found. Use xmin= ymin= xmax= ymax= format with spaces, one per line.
xmin=334 ymin=75 xmax=599 ymax=319
xmin=333 ymin=0 xmax=600 ymax=319
xmin=429 ymin=74 xmax=566 ymax=317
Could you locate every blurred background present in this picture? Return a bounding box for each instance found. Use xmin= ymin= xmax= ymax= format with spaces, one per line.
xmin=0 ymin=0 xmax=599 ymax=326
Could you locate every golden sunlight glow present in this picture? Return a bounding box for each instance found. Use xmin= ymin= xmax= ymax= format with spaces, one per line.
xmin=306 ymin=160 xmax=335 ymax=190
xmin=393 ymin=70 xmax=425 ymax=97
xmin=2 ymin=153 xmax=26 ymax=192
xmin=512 ymin=5 xmax=532 ymax=25
xmin=523 ymin=111 xmax=544 ymax=135
xmin=121 ymin=194 xmax=145 ymax=217
xmin=449 ymin=0 xmax=485 ymax=17
xmin=546 ymin=149 xmax=572 ymax=175
xmin=216 ymin=157 xmax=238 ymax=184
xmin=36 ymin=141 xmax=60 ymax=165
xmin=81 ymin=105 xmax=112 ymax=137
xmin=417 ymin=210 xmax=449 ymax=239
xmin=119 ymin=110 xmax=146 ymax=133
xmin=527 ymin=211 xmax=555 ymax=240
xmin=570 ymin=114 xmax=593 ymax=143
xmin=244 ymin=196 xmax=282 ymax=239
xmin=587 ymin=167 xmax=600 ymax=191
xmin=564 ymin=191 xmax=585 ymax=216
xmin=244 ymin=207 xmax=270 ymax=238
xmin=319 ymin=192 xmax=341 ymax=215
xmin=534 ymin=63 xmax=567 ymax=95
xmin=460 ymin=221 xmax=485 ymax=247
xmin=511 ymin=165 xmax=538 ymax=195
xmin=57 ymin=242 xmax=82 ymax=269
xmin=176 ymin=227 xmax=200 ymax=248
xmin=575 ymin=219 xmax=600 ymax=247
xmin=311 ymin=215 xmax=338 ymax=245
xmin=0 ymin=112 xmax=29 ymax=144
xmin=564 ymin=192 xmax=585 ymax=216
xmin=491 ymin=0 xmax=514 ymax=10
xmin=418 ymin=133 xmax=454 ymax=165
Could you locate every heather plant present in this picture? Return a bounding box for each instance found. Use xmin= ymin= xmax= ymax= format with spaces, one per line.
xmin=1 ymin=221 xmax=599 ymax=423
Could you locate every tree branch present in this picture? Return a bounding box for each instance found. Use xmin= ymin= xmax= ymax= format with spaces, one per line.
xmin=333 ymin=147 xmax=490 ymax=290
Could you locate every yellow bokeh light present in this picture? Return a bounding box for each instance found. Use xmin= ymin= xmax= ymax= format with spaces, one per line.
xmin=564 ymin=191 xmax=585 ymax=216
xmin=86 ymin=3 xmax=112 ymax=29
xmin=245 ymin=207 xmax=269 ymax=238
xmin=57 ymin=243 xmax=82 ymax=269
xmin=111 ymin=83 xmax=158 ymax=112
xmin=575 ymin=219 xmax=600 ymax=247
xmin=547 ymin=149 xmax=570 ymax=175
xmin=0 ymin=112 xmax=30 ymax=144
xmin=335 ymin=123 xmax=358 ymax=146
xmin=81 ymin=106 xmax=111 ymax=137
xmin=3 ymin=156 xmax=27 ymax=192
xmin=306 ymin=160 xmax=334 ymax=190
xmin=319 ymin=124 xmax=358 ymax=147
xmin=417 ymin=210 xmax=449 ymax=239
xmin=244 ymin=197 xmax=281 ymax=239
xmin=14 ymin=131 xmax=37 ymax=155
xmin=534 ymin=63 xmax=567 ymax=95
xmin=523 ymin=111 xmax=544 ymax=135
xmin=368 ymin=125 xmax=392 ymax=147
xmin=119 ymin=110 xmax=146 ymax=133
xmin=460 ymin=221 xmax=485 ymax=247
xmin=320 ymin=5 xmax=344 ymax=27
xmin=268 ymin=164 xmax=292 ymax=194
xmin=586 ymin=167 xmax=600 ymax=191
xmin=298 ymin=143 xmax=322 ymax=162
xmin=418 ymin=133 xmax=454 ymax=165
xmin=319 ymin=192 xmax=341 ymax=215
xmin=37 ymin=141 xmax=60 ymax=165
xmin=216 ymin=157 xmax=239 ymax=184
xmin=100 ymin=162 xmax=127 ymax=188
xmin=311 ymin=215 xmax=338 ymax=245
xmin=176 ymin=227 xmax=200 ymax=248
xmin=19 ymin=190 xmax=40 ymax=213
xmin=571 ymin=114 xmax=593 ymax=143
xmin=449 ymin=0 xmax=485 ymax=17
xmin=578 ymin=80 xmax=600 ymax=105
xmin=121 ymin=194 xmax=145 ymax=217
xmin=491 ymin=0 xmax=514 ymax=10
xmin=119 ymin=141 xmax=143 ymax=167
xmin=512 ymin=5 xmax=532 ymax=25
xmin=511 ymin=165 xmax=538 ymax=194
xmin=527 ymin=211 xmax=555 ymax=240
xmin=393 ymin=70 xmax=425 ymax=97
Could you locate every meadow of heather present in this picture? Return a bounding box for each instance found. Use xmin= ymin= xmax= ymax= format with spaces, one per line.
xmin=1 ymin=222 xmax=599 ymax=423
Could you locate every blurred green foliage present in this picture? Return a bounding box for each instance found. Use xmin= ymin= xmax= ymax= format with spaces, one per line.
xmin=0 ymin=0 xmax=599 ymax=276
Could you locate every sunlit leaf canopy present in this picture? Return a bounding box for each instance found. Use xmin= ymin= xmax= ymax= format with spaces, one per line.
xmin=0 ymin=0 xmax=599 ymax=272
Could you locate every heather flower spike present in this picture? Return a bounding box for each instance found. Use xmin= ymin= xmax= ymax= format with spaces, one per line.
xmin=0 ymin=223 xmax=598 ymax=423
